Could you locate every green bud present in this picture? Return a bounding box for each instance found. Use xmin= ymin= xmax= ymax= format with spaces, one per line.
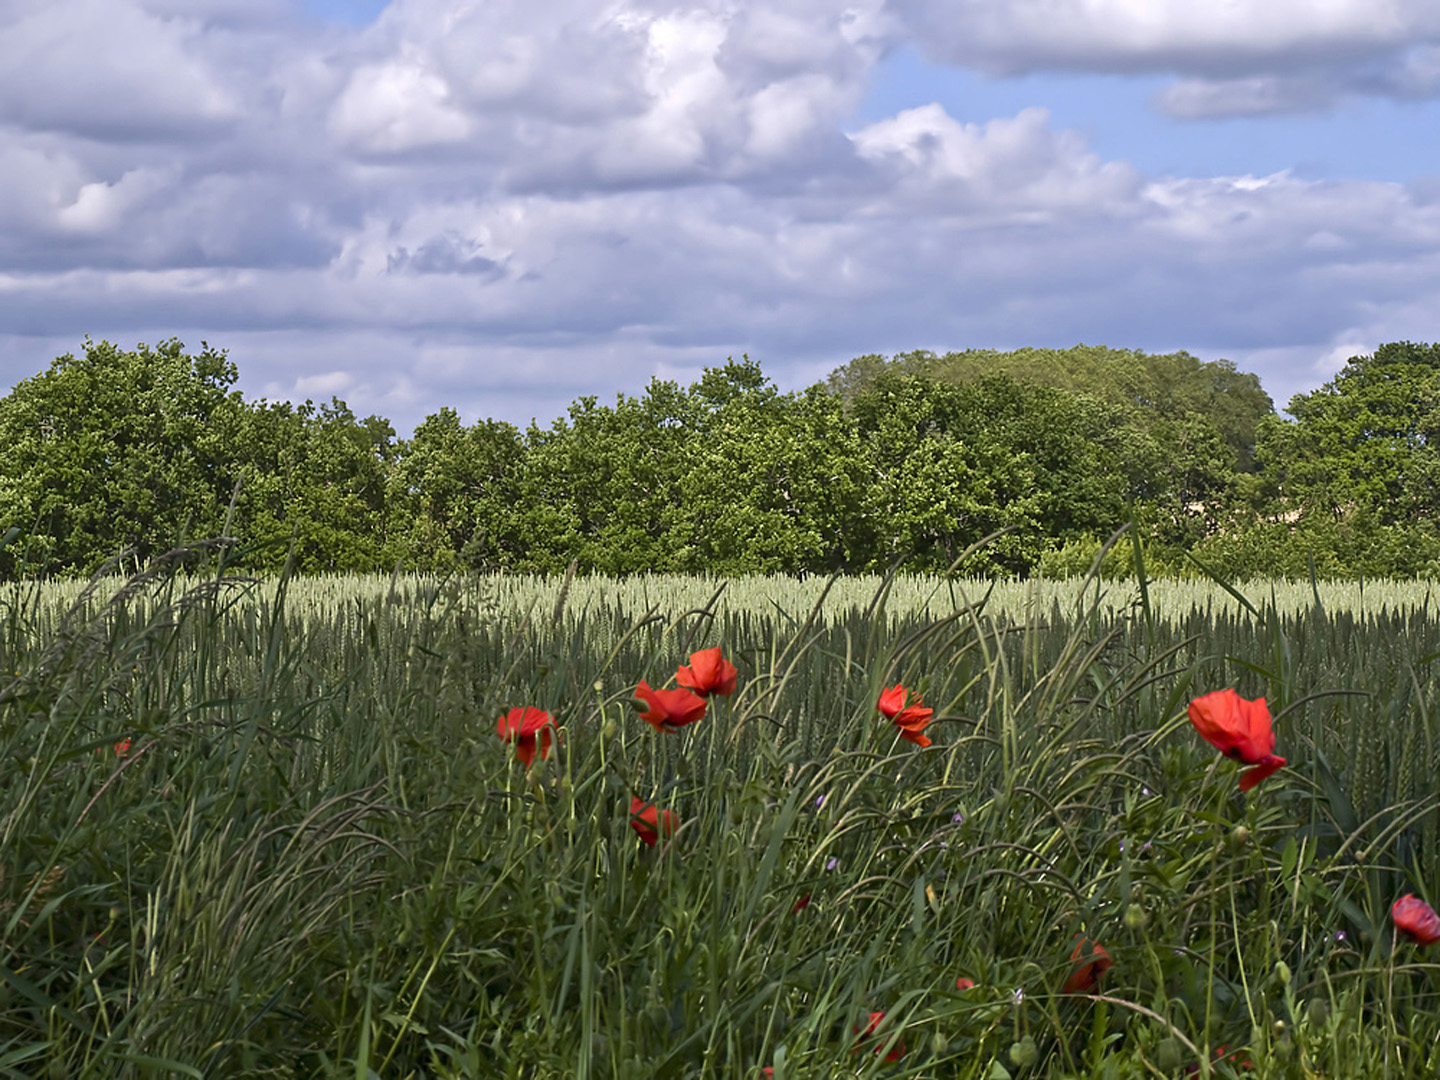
xmin=1124 ymin=903 xmax=1148 ymax=931
xmin=1008 ymin=1035 xmax=1038 ymax=1069
xmin=930 ymin=1031 xmax=949 ymax=1055
xmin=1229 ymin=824 xmax=1251 ymax=847
xmin=1274 ymin=1035 xmax=1294 ymax=1062
xmin=601 ymin=718 xmax=617 ymax=740
xmin=1306 ymin=998 xmax=1331 ymax=1027
xmin=1274 ymin=961 xmax=1291 ymax=986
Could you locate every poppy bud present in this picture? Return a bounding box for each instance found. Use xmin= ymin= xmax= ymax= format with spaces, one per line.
xmin=1008 ymin=1035 xmax=1038 ymax=1069
xmin=930 ymin=1031 xmax=949 ymax=1055
xmin=1274 ymin=961 xmax=1292 ymax=986
xmin=1306 ymin=998 xmax=1330 ymax=1027
xmin=1229 ymin=824 xmax=1251 ymax=847
xmin=601 ymin=719 xmax=617 ymax=740
xmin=1124 ymin=903 xmax=1148 ymax=931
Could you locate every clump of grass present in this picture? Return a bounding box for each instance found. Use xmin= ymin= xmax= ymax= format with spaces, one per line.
xmin=1 ymin=554 xmax=1439 ymax=1076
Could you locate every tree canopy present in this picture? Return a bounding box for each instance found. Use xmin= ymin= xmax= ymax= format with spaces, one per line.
xmin=1 ymin=338 xmax=1437 ymax=580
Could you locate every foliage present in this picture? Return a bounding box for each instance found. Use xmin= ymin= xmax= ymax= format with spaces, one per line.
xmin=3 ymin=338 xmax=1440 ymax=581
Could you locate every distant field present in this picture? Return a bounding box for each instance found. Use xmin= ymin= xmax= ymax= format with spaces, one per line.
xmin=18 ymin=569 xmax=1440 ymax=626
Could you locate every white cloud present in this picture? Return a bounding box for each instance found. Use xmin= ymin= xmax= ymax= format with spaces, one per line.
xmin=892 ymin=0 xmax=1440 ymax=75
xmin=0 ymin=0 xmax=242 ymax=140
xmin=329 ymin=60 xmax=472 ymax=153
xmin=1 ymin=0 xmax=1439 ymax=433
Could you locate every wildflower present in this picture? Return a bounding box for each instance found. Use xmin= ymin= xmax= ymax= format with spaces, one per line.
xmin=1187 ymin=689 xmax=1286 ymax=791
xmin=1392 ymin=894 xmax=1440 ymax=945
xmin=634 ymin=680 xmax=707 ymax=732
xmin=825 ymin=857 xmax=839 ymax=871
xmin=1186 ymin=1044 xmax=1253 ymax=1074
xmin=851 ymin=1012 xmax=904 ymax=1062
xmin=955 ymin=976 xmax=976 ymax=991
xmin=495 ymin=706 xmax=556 ymax=767
xmin=630 ymin=795 xmax=677 ymax=847
xmin=1063 ymin=937 xmax=1113 ymax=994
xmin=675 ymin=647 xmax=737 ymax=696
xmin=877 ymin=684 xmax=933 ymax=747
xmin=792 ymin=895 xmax=811 ymax=914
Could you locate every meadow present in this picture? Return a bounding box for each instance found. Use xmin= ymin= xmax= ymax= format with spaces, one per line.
xmin=3 ymin=552 xmax=1440 ymax=1077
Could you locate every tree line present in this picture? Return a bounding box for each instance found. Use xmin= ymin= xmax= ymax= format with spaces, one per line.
xmin=1 ymin=337 xmax=1437 ymax=579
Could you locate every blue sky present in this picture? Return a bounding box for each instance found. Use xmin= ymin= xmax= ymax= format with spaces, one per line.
xmin=2 ymin=0 xmax=1438 ymax=433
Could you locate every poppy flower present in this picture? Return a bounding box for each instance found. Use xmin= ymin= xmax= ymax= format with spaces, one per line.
xmin=630 ymin=795 xmax=678 ymax=847
xmin=1063 ymin=937 xmax=1112 ymax=994
xmin=877 ymin=684 xmax=933 ymax=747
xmin=1392 ymin=894 xmax=1440 ymax=945
xmin=851 ymin=1011 xmax=905 ymax=1062
xmin=676 ymin=647 xmax=738 ymax=697
xmin=792 ymin=894 xmax=811 ymax=914
xmin=955 ymin=976 xmax=976 ymax=991
xmin=114 ymin=739 xmax=131 ymax=756
xmin=634 ymin=680 xmax=707 ymax=732
xmin=496 ymin=706 xmax=556 ymax=767
xmin=1187 ymin=689 xmax=1286 ymax=791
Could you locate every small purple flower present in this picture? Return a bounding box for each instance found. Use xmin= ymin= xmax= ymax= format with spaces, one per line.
xmin=815 ymin=794 xmax=826 ymax=809
xmin=826 ymin=857 xmax=839 ymax=871
xmin=952 ymin=811 xmax=965 ymax=824
xmin=1012 ymin=988 xmax=1024 ymax=1005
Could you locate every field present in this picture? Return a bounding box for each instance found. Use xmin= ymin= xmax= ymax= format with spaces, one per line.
xmin=3 ymin=560 xmax=1440 ymax=1077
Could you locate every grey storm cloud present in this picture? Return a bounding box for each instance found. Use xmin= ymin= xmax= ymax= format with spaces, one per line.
xmin=0 ymin=0 xmax=1438 ymax=432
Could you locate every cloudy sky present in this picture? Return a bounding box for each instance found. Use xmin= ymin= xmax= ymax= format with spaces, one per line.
xmin=3 ymin=0 xmax=1439 ymax=435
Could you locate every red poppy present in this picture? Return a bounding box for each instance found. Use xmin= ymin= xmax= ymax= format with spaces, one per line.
xmin=114 ymin=739 xmax=131 ymax=756
xmin=1063 ymin=937 xmax=1113 ymax=994
xmin=954 ymin=976 xmax=976 ymax=991
xmin=676 ymin=647 xmax=738 ymax=697
xmin=634 ymin=680 xmax=707 ymax=732
xmin=496 ymin=706 xmax=556 ymax=767
xmin=1393 ymin=894 xmax=1440 ymax=945
xmin=877 ymin=684 xmax=933 ymax=747
xmin=1187 ymin=689 xmax=1286 ymax=791
xmin=630 ymin=795 xmax=678 ymax=847
xmin=851 ymin=1011 xmax=905 ymax=1062
xmin=792 ymin=894 xmax=811 ymax=914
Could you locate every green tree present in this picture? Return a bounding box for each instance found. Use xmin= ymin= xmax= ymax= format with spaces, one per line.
xmin=1257 ymin=341 xmax=1440 ymax=525
xmin=388 ymin=409 xmax=524 ymax=571
xmin=230 ymin=397 xmax=395 ymax=573
xmin=674 ymin=362 xmax=869 ymax=573
xmin=0 ymin=338 xmax=246 ymax=576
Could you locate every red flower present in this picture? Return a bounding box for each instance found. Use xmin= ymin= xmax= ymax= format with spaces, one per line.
xmin=1063 ymin=938 xmax=1113 ymax=994
xmin=496 ymin=706 xmax=556 ymax=767
xmin=1186 ymin=1044 xmax=1253 ymax=1074
xmin=877 ymin=684 xmax=933 ymax=747
xmin=1393 ymin=894 xmax=1440 ymax=945
xmin=954 ymin=976 xmax=976 ymax=991
xmin=630 ymin=795 xmax=678 ymax=847
xmin=792 ymin=894 xmax=811 ymax=914
xmin=114 ymin=739 xmax=130 ymax=756
xmin=634 ymin=680 xmax=707 ymax=732
xmin=676 ymin=647 xmax=738 ymax=697
xmin=852 ymin=1011 xmax=905 ymax=1062
xmin=1187 ymin=689 xmax=1286 ymax=791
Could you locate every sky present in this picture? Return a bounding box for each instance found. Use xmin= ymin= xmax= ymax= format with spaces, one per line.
xmin=2 ymin=0 xmax=1439 ymax=436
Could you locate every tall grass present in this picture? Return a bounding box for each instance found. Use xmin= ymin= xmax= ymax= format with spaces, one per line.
xmin=2 ymin=559 xmax=1439 ymax=1076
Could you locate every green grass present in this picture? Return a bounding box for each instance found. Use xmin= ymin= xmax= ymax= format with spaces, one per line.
xmin=3 ymin=558 xmax=1440 ymax=1077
